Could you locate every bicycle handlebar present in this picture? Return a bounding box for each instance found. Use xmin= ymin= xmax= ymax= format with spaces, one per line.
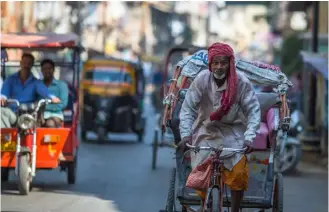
xmin=6 ymin=99 xmax=20 ymax=107
xmin=35 ymin=99 xmax=51 ymax=112
xmin=5 ymin=98 xmax=51 ymax=112
xmin=185 ymin=143 xmax=247 ymax=153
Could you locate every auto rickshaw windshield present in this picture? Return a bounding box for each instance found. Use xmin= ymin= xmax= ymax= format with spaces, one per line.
xmin=84 ymin=69 xmax=132 ymax=84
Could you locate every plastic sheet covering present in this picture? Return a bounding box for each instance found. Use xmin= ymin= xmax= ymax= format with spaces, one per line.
xmin=177 ymin=50 xmax=208 ymax=79
xmin=236 ymin=60 xmax=293 ymax=94
xmin=173 ymin=51 xmax=293 ymax=94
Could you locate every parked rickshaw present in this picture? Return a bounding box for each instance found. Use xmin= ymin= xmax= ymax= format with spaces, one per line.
xmin=157 ymin=46 xmax=292 ymax=211
xmin=0 ymin=32 xmax=82 ymax=195
xmin=151 ymin=45 xmax=204 ymax=170
xmin=80 ymin=57 xmax=146 ymax=142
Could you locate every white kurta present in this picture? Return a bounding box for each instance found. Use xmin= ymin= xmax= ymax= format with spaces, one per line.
xmin=179 ymin=69 xmax=261 ymax=171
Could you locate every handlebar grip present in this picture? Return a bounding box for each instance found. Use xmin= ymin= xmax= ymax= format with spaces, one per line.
xmin=6 ymin=99 xmax=20 ymax=106
xmin=35 ymin=99 xmax=51 ymax=111
xmin=186 ymin=143 xmax=193 ymax=148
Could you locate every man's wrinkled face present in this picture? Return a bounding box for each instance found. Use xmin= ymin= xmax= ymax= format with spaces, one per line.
xmin=41 ymin=63 xmax=54 ymax=80
xmin=20 ymin=56 xmax=34 ymax=72
xmin=211 ymin=56 xmax=229 ymax=79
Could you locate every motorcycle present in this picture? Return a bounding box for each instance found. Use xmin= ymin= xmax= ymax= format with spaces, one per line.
xmin=2 ymin=99 xmax=51 ymax=194
xmin=276 ymin=99 xmax=304 ymax=174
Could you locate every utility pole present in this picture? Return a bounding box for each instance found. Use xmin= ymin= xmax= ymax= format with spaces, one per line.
xmin=75 ymin=1 xmax=82 ymax=36
xmin=309 ymin=1 xmax=319 ymax=127
xmin=142 ymin=1 xmax=153 ymax=55
xmin=206 ymin=2 xmax=211 ymax=46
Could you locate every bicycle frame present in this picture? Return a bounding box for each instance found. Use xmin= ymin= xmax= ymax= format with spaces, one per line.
xmin=204 ymin=151 xmax=229 ymax=212
xmin=184 ymin=144 xmax=246 ymax=212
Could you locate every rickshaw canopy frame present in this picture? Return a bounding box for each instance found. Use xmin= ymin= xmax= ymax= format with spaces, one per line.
xmin=1 ymin=32 xmax=84 ymax=88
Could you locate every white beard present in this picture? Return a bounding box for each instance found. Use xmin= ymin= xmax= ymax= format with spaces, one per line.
xmin=213 ymin=73 xmax=226 ymax=79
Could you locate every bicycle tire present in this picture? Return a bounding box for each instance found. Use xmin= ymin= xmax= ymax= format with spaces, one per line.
xmin=272 ymin=172 xmax=283 ymax=212
xmin=211 ymin=188 xmax=220 ymax=212
xmin=166 ymin=168 xmax=176 ymax=212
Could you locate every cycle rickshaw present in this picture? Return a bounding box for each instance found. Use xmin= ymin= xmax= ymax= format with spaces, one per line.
xmin=157 ymin=46 xmax=292 ymax=211
xmin=151 ymin=45 xmax=204 ymax=170
xmin=1 ymin=32 xmax=83 ymax=195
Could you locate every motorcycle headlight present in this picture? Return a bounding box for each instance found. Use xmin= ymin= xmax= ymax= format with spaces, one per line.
xmin=97 ymin=111 xmax=107 ymax=121
xmin=100 ymin=99 xmax=108 ymax=107
xmin=17 ymin=114 xmax=36 ymax=130
xmin=297 ymin=125 xmax=303 ymax=132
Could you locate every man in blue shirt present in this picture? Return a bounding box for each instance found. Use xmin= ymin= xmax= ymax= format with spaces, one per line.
xmin=0 ymin=53 xmax=60 ymax=128
xmin=41 ymin=59 xmax=69 ymax=127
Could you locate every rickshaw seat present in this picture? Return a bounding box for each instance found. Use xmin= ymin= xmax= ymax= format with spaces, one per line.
xmin=253 ymin=122 xmax=269 ymax=149
xmin=253 ymin=93 xmax=281 ymax=150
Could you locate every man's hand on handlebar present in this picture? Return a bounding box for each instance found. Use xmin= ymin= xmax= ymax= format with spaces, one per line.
xmin=177 ymin=136 xmax=192 ymax=153
xmin=51 ymin=96 xmax=61 ymax=104
xmin=0 ymin=97 xmax=6 ymax=106
xmin=243 ymin=141 xmax=254 ymax=154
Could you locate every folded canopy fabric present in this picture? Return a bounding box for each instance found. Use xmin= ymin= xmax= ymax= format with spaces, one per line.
xmin=1 ymin=33 xmax=79 ymax=48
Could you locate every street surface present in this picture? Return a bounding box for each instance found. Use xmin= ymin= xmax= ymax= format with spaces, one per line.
xmin=1 ymin=93 xmax=328 ymax=212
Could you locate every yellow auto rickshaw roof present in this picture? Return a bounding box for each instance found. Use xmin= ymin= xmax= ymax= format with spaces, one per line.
xmin=86 ymin=56 xmax=143 ymax=72
xmin=84 ymin=56 xmax=145 ymax=76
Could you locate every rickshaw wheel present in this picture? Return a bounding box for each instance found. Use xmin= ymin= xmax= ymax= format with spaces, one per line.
xmin=1 ymin=168 xmax=9 ymax=182
xmin=17 ymin=154 xmax=31 ymax=195
xmin=67 ymin=153 xmax=77 ymax=184
xmin=181 ymin=206 xmax=188 ymax=212
xmin=97 ymin=128 xmax=107 ymax=143
xmin=81 ymin=130 xmax=87 ymax=142
xmin=80 ymin=120 xmax=88 ymax=142
xmin=272 ymin=173 xmax=283 ymax=212
xmin=152 ymin=130 xmax=159 ymax=170
xmin=166 ymin=168 xmax=176 ymax=212
xmin=137 ymin=116 xmax=146 ymax=143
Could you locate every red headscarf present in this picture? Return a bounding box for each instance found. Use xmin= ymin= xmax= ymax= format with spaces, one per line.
xmin=208 ymin=42 xmax=238 ymax=121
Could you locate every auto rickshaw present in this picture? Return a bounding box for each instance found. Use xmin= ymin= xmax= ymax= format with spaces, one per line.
xmin=80 ymin=57 xmax=146 ymax=142
xmin=0 ymin=32 xmax=82 ymax=195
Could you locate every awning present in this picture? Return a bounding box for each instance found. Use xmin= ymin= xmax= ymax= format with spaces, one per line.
xmin=1 ymin=32 xmax=80 ymax=48
xmin=300 ymin=51 xmax=328 ymax=80
xmin=287 ymin=1 xmax=313 ymax=12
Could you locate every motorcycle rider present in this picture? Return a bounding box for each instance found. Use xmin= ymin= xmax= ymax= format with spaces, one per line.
xmin=0 ymin=53 xmax=60 ymax=128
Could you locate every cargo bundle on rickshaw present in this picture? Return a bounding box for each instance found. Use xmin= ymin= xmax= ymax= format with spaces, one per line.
xmin=157 ymin=46 xmax=292 ymax=212
xmin=1 ymin=32 xmax=83 ymax=195
xmin=80 ymin=56 xmax=145 ymax=142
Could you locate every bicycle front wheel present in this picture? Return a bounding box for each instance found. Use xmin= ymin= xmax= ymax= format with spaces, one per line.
xmin=210 ymin=188 xmax=220 ymax=212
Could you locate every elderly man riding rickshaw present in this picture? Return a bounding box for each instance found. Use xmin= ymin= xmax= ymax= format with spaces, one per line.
xmin=161 ymin=42 xmax=292 ymax=212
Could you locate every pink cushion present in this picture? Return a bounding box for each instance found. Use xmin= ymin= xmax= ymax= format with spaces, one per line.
xmin=253 ymin=122 xmax=269 ymax=150
xmin=266 ymin=108 xmax=278 ymax=146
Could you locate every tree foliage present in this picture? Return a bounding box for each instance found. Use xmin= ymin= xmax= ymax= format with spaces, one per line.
xmin=280 ymin=33 xmax=304 ymax=76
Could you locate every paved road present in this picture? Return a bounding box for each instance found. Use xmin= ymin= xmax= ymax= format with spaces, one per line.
xmin=1 ymin=94 xmax=328 ymax=212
